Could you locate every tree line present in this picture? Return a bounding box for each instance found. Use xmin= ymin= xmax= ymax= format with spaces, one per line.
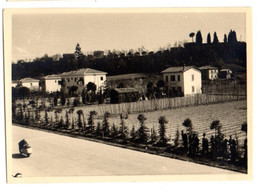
xmin=12 ymin=30 xmax=246 ymax=80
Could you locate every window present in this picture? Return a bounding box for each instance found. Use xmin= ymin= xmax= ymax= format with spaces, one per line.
xmin=100 ymin=76 xmax=103 ymax=81
xmin=30 ymin=83 xmax=32 ymax=86
xmin=177 ymin=75 xmax=180 ymax=81
xmin=67 ymin=78 xmax=70 ymax=82
xmin=75 ymin=78 xmax=77 ymax=82
xmin=170 ymin=75 xmax=175 ymax=81
xmin=71 ymin=78 xmax=73 ymax=80
xmin=55 ymin=80 xmax=57 ymax=83
xmin=165 ymin=76 xmax=168 ymax=82
xmin=192 ymin=86 xmax=195 ymax=93
xmin=192 ymin=74 xmax=194 ymax=81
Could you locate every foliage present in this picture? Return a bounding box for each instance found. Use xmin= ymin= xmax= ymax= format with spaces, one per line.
xmin=213 ymin=32 xmax=219 ymax=44
xmin=196 ymin=30 xmax=203 ymax=45
xmin=182 ymin=118 xmax=193 ymax=134
xmin=210 ymin=120 xmax=222 ymax=137
xmin=241 ymin=122 xmax=247 ymax=133
xmin=87 ymin=82 xmax=97 ymax=93
xmin=157 ymin=116 xmax=169 ymax=146
xmin=77 ymin=110 xmax=83 ymax=128
xmin=207 ymin=33 xmax=211 ymax=44
xmin=137 ymin=114 xmax=149 ymax=143
xmin=102 ymin=112 xmax=111 ymax=136
xmin=88 ymin=110 xmax=97 ymax=132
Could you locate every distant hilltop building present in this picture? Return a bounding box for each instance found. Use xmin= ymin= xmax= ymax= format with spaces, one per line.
xmin=199 ymin=66 xmax=219 ymax=80
xmin=161 ymin=66 xmax=202 ymax=96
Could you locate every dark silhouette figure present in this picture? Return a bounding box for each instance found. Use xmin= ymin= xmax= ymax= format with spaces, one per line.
xmin=194 ymin=134 xmax=199 ymax=155
xmin=243 ymin=138 xmax=247 ymax=166
xmin=229 ymin=135 xmax=237 ymax=163
xmin=18 ymin=139 xmax=28 ymax=154
xmin=222 ymin=137 xmax=228 ymax=159
xmin=210 ymin=135 xmax=216 ymax=160
xmin=181 ymin=130 xmax=188 ymax=152
xmin=202 ymin=133 xmax=209 ymax=156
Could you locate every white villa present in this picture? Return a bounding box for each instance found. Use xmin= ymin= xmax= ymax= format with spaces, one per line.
xmin=59 ymin=68 xmax=107 ymax=94
xmin=19 ymin=77 xmax=40 ymax=91
xmin=42 ymin=74 xmax=62 ymax=93
xmin=161 ymin=66 xmax=202 ymax=96
xmin=199 ymin=66 xmax=219 ymax=80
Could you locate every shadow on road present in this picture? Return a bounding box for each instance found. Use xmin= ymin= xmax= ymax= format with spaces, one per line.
xmin=12 ymin=153 xmax=26 ymax=159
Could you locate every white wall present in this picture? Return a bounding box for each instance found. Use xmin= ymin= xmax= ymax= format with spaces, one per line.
xmin=84 ymin=74 xmax=106 ymax=92
xmin=22 ymin=81 xmax=39 ymax=91
xmin=183 ymin=68 xmax=202 ymax=96
xmin=61 ymin=74 xmax=106 ymax=94
xmin=163 ymin=72 xmax=184 ymax=92
xmin=45 ymin=79 xmax=61 ymax=93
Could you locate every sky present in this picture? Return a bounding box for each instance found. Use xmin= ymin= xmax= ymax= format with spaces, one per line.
xmin=12 ymin=12 xmax=246 ymax=63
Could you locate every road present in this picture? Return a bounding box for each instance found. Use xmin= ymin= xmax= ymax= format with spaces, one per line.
xmin=11 ymin=125 xmax=239 ymax=177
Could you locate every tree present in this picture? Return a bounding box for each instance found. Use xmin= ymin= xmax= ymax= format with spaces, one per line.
xmin=207 ymin=33 xmax=211 ymax=44
xmin=147 ymin=82 xmax=155 ymax=99
xmin=228 ymin=30 xmax=237 ymax=44
xmin=74 ymin=43 xmax=84 ymax=60
xmin=102 ymin=112 xmax=111 ymax=136
xmin=86 ymin=82 xmax=97 ymax=93
xmin=182 ymin=118 xmax=193 ymax=135
xmin=88 ymin=110 xmax=97 ymax=132
xmin=157 ymin=116 xmax=169 ymax=146
xmin=196 ymin=30 xmax=203 ymax=45
xmin=120 ymin=113 xmax=129 ymax=141
xmin=77 ymin=110 xmax=83 ymax=128
xmin=117 ymin=82 xmax=125 ymax=88
xmin=44 ymin=110 xmax=49 ymax=124
xmin=210 ymin=120 xmax=222 ymax=137
xmin=213 ymin=32 xmax=219 ymax=44
xmin=17 ymin=87 xmax=30 ymax=99
xmin=137 ymin=114 xmax=149 ymax=143
xmin=61 ymin=93 xmax=66 ymax=106
xmin=65 ymin=111 xmax=70 ymax=129
xmin=224 ymin=34 xmax=228 ymax=43
xmin=241 ymin=122 xmax=247 ymax=133
xmin=189 ymin=32 xmax=195 ymax=42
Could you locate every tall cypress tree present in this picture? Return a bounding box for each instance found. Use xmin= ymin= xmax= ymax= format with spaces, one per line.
xmin=223 ymin=34 xmax=228 ymax=43
xmin=207 ymin=33 xmax=211 ymax=44
xmin=213 ymin=32 xmax=219 ymax=44
xmin=196 ymin=30 xmax=203 ymax=45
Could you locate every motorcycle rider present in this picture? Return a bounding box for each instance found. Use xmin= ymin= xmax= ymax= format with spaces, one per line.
xmin=18 ymin=139 xmax=28 ymax=154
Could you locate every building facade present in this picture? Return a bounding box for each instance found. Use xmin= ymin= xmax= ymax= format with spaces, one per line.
xmin=161 ymin=66 xmax=202 ymax=96
xmin=199 ymin=66 xmax=219 ymax=80
xmin=60 ymin=68 xmax=107 ymax=95
xmin=41 ymin=74 xmax=62 ymax=93
xmin=219 ymin=69 xmax=232 ymax=79
xmin=19 ymin=77 xmax=40 ymax=91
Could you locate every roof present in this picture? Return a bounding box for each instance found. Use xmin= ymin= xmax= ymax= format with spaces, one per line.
xmin=59 ymin=68 xmax=107 ymax=77
xmin=113 ymin=88 xmax=139 ymax=93
xmin=43 ymin=74 xmax=61 ymax=80
xmin=220 ymin=69 xmax=232 ymax=73
xmin=20 ymin=77 xmax=40 ymax=83
xmin=161 ymin=66 xmax=199 ymax=73
xmin=199 ymin=66 xmax=218 ymax=70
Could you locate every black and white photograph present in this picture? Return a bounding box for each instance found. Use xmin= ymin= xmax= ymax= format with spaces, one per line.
xmin=3 ymin=8 xmax=252 ymax=183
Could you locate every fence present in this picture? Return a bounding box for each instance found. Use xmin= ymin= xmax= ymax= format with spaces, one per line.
xmin=82 ymin=94 xmax=246 ymax=117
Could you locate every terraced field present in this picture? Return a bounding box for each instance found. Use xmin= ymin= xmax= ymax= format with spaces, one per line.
xmin=100 ymin=100 xmax=247 ymax=146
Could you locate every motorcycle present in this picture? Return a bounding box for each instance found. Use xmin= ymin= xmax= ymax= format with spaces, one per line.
xmin=19 ymin=140 xmax=32 ymax=157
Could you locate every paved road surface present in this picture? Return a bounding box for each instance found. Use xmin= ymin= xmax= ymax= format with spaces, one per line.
xmin=12 ymin=125 xmax=239 ymax=177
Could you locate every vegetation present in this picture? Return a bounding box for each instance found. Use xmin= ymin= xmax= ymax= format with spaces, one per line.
xmin=12 ymin=30 xmax=246 ymax=80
